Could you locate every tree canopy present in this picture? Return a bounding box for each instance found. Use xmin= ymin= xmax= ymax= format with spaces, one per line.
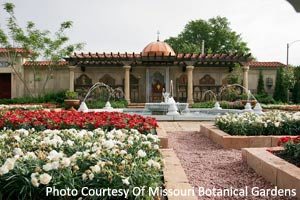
xmin=164 ymin=16 xmax=250 ymax=54
xmin=0 ymin=3 xmax=84 ymax=96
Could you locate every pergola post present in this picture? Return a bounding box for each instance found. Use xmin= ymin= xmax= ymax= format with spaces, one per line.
xmin=123 ymin=65 xmax=131 ymax=104
xmin=186 ymin=65 xmax=194 ymax=104
xmin=242 ymin=65 xmax=250 ymax=92
xmin=68 ymin=66 xmax=76 ymax=92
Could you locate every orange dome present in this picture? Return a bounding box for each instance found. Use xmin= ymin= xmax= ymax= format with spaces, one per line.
xmin=142 ymin=40 xmax=176 ymax=56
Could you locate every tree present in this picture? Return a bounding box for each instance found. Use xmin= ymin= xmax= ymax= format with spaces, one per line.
xmin=164 ymin=16 xmax=250 ymax=54
xmin=0 ymin=3 xmax=84 ymax=97
xmin=273 ymin=68 xmax=287 ymax=102
xmin=257 ymin=70 xmax=266 ymax=95
xmin=292 ymin=66 xmax=300 ymax=103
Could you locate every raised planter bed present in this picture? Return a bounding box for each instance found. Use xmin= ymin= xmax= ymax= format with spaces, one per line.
xmin=242 ymin=147 xmax=299 ymax=199
xmin=200 ymin=123 xmax=292 ymax=149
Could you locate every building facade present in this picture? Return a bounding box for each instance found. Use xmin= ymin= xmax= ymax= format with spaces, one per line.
xmin=0 ymin=41 xmax=285 ymax=103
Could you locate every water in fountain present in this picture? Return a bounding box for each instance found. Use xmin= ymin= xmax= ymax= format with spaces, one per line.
xmin=219 ymin=84 xmax=262 ymax=113
xmin=78 ymin=82 xmax=124 ymax=112
xmin=201 ymin=90 xmax=222 ymax=110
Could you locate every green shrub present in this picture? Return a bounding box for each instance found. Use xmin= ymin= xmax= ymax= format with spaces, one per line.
xmin=255 ymin=94 xmax=275 ymax=104
xmin=87 ymin=99 xmax=128 ymax=109
xmin=273 ymin=68 xmax=288 ymax=102
xmin=65 ymin=90 xmax=78 ymax=99
xmin=257 ymin=70 xmax=266 ymax=95
xmin=191 ymin=101 xmax=215 ymax=108
xmin=0 ymin=91 xmax=66 ymax=105
xmin=278 ymin=136 xmax=300 ymax=166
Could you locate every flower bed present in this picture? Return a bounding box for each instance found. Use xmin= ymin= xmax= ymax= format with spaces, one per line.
xmin=0 ymin=110 xmax=158 ymax=134
xmin=0 ymin=128 xmax=162 ymax=199
xmin=276 ymin=136 xmax=300 ymax=167
xmin=263 ymin=104 xmax=300 ymax=112
xmin=215 ymin=111 xmax=300 ymax=136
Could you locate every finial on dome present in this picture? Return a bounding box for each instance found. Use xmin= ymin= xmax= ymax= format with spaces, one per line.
xmin=157 ymin=30 xmax=160 ymax=42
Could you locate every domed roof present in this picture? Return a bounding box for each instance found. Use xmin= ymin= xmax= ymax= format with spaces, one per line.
xmin=142 ymin=40 xmax=176 ymax=56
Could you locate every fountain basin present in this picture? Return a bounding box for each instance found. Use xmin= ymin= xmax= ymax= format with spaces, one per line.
xmin=85 ymin=108 xmax=124 ymax=113
xmin=145 ymin=102 xmax=189 ymax=113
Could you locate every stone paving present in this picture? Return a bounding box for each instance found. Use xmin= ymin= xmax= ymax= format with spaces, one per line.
xmin=162 ymin=122 xmax=297 ymax=200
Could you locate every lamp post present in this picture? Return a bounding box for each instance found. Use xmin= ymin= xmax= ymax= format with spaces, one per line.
xmin=286 ymin=40 xmax=300 ymax=102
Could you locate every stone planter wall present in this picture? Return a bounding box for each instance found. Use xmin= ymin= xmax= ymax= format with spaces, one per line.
xmin=157 ymin=127 xmax=169 ymax=149
xmin=242 ymin=147 xmax=300 ymax=199
xmin=200 ymin=123 xmax=288 ymax=149
xmin=160 ymin=149 xmax=197 ymax=200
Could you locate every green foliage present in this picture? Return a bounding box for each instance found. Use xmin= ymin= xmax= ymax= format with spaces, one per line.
xmin=0 ymin=91 xmax=66 ymax=105
xmin=165 ymin=16 xmax=250 ymax=54
xmin=279 ymin=138 xmax=300 ymax=167
xmin=0 ymin=3 xmax=84 ymax=96
xmin=257 ymin=70 xmax=266 ymax=95
xmin=191 ymin=101 xmax=244 ymax=109
xmin=65 ymin=90 xmax=78 ymax=99
xmin=87 ymin=100 xmax=128 ymax=109
xmin=191 ymin=101 xmax=215 ymax=108
xmin=273 ymin=68 xmax=288 ymax=103
xmin=292 ymin=66 xmax=300 ymax=103
xmin=254 ymin=94 xmax=276 ymax=104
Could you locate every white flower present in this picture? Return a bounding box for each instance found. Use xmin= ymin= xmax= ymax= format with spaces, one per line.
xmin=102 ymin=140 xmax=115 ymax=149
xmin=88 ymin=173 xmax=95 ymax=180
xmin=90 ymin=165 xmax=101 ymax=173
xmin=43 ymin=161 xmax=59 ymax=171
xmin=13 ymin=135 xmax=21 ymax=142
xmin=3 ymin=158 xmax=17 ymax=170
xmin=24 ymin=152 xmax=37 ymax=159
xmin=47 ymin=150 xmax=63 ymax=161
xmin=274 ymin=122 xmax=280 ymax=127
xmin=13 ymin=148 xmax=24 ymax=156
xmin=16 ymin=129 xmax=29 ymax=137
xmin=39 ymin=173 xmax=52 ymax=185
xmin=31 ymin=173 xmax=40 ymax=187
xmin=66 ymin=139 xmax=74 ymax=146
xmin=146 ymin=159 xmax=161 ymax=169
xmin=31 ymin=177 xmax=39 ymax=187
xmin=137 ymin=150 xmax=146 ymax=158
xmin=122 ymin=177 xmax=130 ymax=185
xmin=0 ymin=166 xmax=9 ymax=175
xmin=153 ymin=145 xmax=159 ymax=150
xmin=61 ymin=158 xmax=71 ymax=168
xmin=82 ymin=173 xmax=88 ymax=181
xmin=120 ymin=150 xmax=127 ymax=155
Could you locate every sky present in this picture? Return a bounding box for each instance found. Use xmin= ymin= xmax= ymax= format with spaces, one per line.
xmin=1 ymin=0 xmax=300 ymax=65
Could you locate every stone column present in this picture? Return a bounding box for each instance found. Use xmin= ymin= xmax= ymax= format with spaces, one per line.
xmin=242 ymin=66 xmax=250 ymax=92
xmin=186 ymin=65 xmax=194 ymax=104
xmin=68 ymin=66 xmax=76 ymax=92
xmin=123 ymin=65 xmax=131 ymax=104
xmin=165 ymin=67 xmax=170 ymax=94
xmin=146 ymin=68 xmax=150 ymax=102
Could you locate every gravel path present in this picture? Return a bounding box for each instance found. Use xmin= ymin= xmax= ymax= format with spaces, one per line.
xmin=168 ymin=130 xmax=297 ymax=200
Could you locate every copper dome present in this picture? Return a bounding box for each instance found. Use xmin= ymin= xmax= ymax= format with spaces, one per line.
xmin=142 ymin=40 xmax=176 ymax=56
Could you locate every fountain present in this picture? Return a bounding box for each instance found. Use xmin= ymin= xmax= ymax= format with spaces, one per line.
xmin=144 ymin=80 xmax=188 ymax=115
xmin=78 ymin=82 xmax=124 ymax=112
xmin=219 ymin=84 xmax=263 ymax=114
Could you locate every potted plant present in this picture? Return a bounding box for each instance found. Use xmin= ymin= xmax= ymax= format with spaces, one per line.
xmin=64 ymin=90 xmax=80 ymax=110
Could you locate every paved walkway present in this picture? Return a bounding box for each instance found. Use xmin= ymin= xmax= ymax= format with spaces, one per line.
xmin=158 ymin=121 xmax=201 ymax=132
xmin=164 ymin=122 xmax=296 ymax=200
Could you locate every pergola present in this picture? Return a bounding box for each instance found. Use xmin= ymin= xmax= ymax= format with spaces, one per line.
xmin=66 ymin=52 xmax=253 ymax=104
xmin=66 ymin=52 xmax=252 ymax=67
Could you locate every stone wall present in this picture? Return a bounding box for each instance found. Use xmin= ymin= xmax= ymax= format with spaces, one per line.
xmin=248 ymin=68 xmax=277 ymax=94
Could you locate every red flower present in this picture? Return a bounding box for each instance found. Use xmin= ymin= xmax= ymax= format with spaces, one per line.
xmin=0 ymin=110 xmax=157 ymax=134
